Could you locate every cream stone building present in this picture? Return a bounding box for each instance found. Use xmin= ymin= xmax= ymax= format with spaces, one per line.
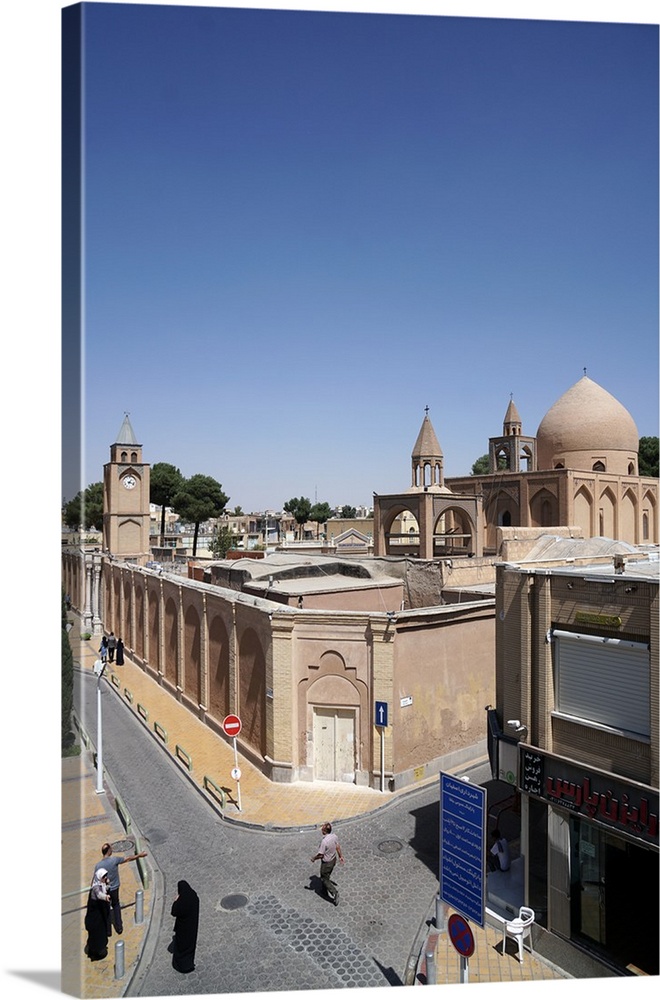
xmin=448 ymin=374 xmax=658 ymax=551
xmin=490 ymin=538 xmax=658 ymax=976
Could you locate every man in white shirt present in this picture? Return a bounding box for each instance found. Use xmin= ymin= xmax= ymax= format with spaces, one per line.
xmin=488 ymin=828 xmax=510 ymax=872
xmin=311 ymin=822 xmax=345 ymax=905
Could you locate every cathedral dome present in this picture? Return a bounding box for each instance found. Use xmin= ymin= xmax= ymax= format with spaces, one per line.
xmin=536 ymin=376 xmax=639 ymax=474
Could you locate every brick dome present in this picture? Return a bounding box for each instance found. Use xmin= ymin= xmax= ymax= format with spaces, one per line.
xmin=536 ymin=376 xmax=639 ymax=474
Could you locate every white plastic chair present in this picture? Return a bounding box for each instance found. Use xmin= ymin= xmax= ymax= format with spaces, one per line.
xmin=501 ymin=906 xmax=535 ymax=963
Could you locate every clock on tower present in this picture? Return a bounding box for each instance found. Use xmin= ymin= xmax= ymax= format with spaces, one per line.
xmin=103 ymin=413 xmax=151 ymax=563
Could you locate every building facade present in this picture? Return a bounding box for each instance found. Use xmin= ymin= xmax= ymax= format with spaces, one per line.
xmin=491 ymin=548 xmax=658 ymax=975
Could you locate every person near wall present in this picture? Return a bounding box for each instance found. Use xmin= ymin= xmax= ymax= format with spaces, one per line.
xmin=170 ymin=880 xmax=200 ymax=973
xmin=85 ymin=868 xmax=112 ymax=961
xmin=115 ymin=637 xmax=125 ymax=665
xmin=107 ymin=632 xmax=117 ymax=662
xmin=94 ymin=842 xmax=148 ymax=934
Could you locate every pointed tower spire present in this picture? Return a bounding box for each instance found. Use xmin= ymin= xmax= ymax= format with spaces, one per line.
xmin=411 ymin=407 xmax=444 ymax=488
xmin=115 ymin=412 xmax=138 ymax=445
xmin=503 ymin=395 xmax=522 ymax=437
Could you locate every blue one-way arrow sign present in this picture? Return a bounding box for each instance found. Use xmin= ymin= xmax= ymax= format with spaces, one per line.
xmin=375 ymin=701 xmax=388 ymax=727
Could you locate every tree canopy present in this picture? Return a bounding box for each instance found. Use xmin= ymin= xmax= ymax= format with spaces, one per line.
xmin=639 ymin=436 xmax=659 ymax=478
xmin=150 ymin=462 xmax=185 ymax=544
xmin=471 ymin=454 xmax=490 ymax=475
xmin=172 ymin=474 xmax=229 ymax=556
xmin=62 ymin=482 xmax=104 ymax=530
xmin=210 ymin=524 xmax=236 ymax=558
xmin=284 ymin=497 xmax=312 ymax=539
xmin=340 ymin=505 xmax=357 ymax=518
xmin=310 ymin=501 xmax=333 ymax=537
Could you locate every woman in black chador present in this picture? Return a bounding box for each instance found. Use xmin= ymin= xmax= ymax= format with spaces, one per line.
xmin=115 ymin=637 xmax=124 ymax=666
xmin=170 ymin=880 xmax=199 ymax=973
xmin=85 ymin=868 xmax=112 ymax=961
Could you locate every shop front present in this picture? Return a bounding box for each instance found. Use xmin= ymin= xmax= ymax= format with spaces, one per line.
xmin=520 ymin=746 xmax=658 ymax=976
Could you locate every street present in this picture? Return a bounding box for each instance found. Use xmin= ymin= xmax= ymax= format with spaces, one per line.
xmin=75 ymin=670 xmax=483 ymax=996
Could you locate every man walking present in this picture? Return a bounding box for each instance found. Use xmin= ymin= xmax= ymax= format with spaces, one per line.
xmin=311 ymin=822 xmax=344 ymax=906
xmin=94 ymin=842 xmax=148 ymax=934
xmin=107 ymin=632 xmax=117 ymax=663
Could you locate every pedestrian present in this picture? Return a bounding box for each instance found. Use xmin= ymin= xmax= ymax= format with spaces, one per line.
xmin=107 ymin=632 xmax=117 ymax=663
xmin=311 ymin=821 xmax=344 ymax=905
xmin=85 ymin=868 xmax=112 ymax=961
xmin=115 ymin=637 xmax=124 ymax=666
xmin=94 ymin=842 xmax=148 ymax=934
xmin=488 ymin=828 xmax=510 ymax=872
xmin=99 ymin=636 xmax=108 ymax=664
xmin=170 ymin=880 xmax=200 ymax=973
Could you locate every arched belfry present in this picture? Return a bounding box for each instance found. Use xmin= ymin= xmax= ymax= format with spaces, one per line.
xmin=103 ymin=413 xmax=151 ymax=564
xmin=411 ymin=406 xmax=444 ymax=488
xmin=488 ymin=396 xmax=536 ymax=473
xmin=373 ymin=409 xmax=483 ymax=559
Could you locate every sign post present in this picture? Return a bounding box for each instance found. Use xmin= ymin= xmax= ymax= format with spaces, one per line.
xmin=375 ymin=701 xmax=388 ymax=792
xmin=439 ymin=772 xmax=486 ymax=927
xmin=447 ymin=913 xmax=475 ymax=984
xmin=223 ymin=715 xmax=243 ymax=811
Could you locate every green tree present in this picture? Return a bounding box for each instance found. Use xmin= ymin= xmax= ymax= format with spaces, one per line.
xmin=232 ymin=505 xmax=244 ymax=516
xmin=62 ymin=482 xmax=104 ymax=530
xmin=310 ymin=501 xmax=333 ymax=538
xmin=639 ymin=436 xmax=659 ymax=478
xmin=210 ymin=524 xmax=236 ymax=558
xmin=471 ymin=454 xmax=490 ymax=475
xmin=284 ymin=497 xmax=312 ymax=539
xmin=150 ymin=462 xmax=185 ymax=545
xmin=171 ymin=474 xmax=229 ymax=557
xmin=340 ymin=505 xmax=357 ymax=519
xmin=62 ymin=589 xmax=74 ymax=751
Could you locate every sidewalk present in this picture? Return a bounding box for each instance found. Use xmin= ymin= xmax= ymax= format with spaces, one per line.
xmin=61 ymin=751 xmax=153 ymax=998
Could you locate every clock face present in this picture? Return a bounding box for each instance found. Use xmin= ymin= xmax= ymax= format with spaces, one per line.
xmin=123 ymin=475 xmax=137 ymax=490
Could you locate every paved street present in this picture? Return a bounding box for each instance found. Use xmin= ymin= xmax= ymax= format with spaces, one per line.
xmin=75 ymin=669 xmax=455 ymax=996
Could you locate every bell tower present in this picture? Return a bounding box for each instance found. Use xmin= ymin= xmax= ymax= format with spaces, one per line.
xmin=103 ymin=413 xmax=151 ymax=563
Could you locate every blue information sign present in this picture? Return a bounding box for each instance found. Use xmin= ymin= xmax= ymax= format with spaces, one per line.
xmin=439 ymin=772 xmax=486 ymax=927
xmin=375 ymin=701 xmax=388 ymax=727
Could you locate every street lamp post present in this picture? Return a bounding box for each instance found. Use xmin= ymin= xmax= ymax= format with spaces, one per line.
xmin=93 ymin=658 xmax=106 ymax=794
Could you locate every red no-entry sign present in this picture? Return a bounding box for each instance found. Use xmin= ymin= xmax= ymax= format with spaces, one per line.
xmin=223 ymin=714 xmax=242 ymax=738
xmin=448 ymin=913 xmax=475 ymax=958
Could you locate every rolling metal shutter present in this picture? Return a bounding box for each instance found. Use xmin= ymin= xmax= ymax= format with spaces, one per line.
xmin=553 ymin=630 xmax=650 ymax=738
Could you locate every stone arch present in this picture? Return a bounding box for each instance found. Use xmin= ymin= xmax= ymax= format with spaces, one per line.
xmin=485 ymin=490 xmax=521 ymax=550
xmin=164 ymin=597 xmax=179 ymax=687
xmin=573 ymin=484 xmax=594 ymax=538
xmin=148 ymin=588 xmax=160 ymax=673
xmin=122 ymin=576 xmax=132 ymax=648
xmin=433 ymin=505 xmax=476 ymax=555
xmin=208 ymin=613 xmax=230 ymax=722
xmin=135 ymin=583 xmax=145 ymax=660
xmin=183 ymin=603 xmax=202 ymax=705
xmin=382 ymin=504 xmax=420 ymax=556
xmin=598 ymin=485 xmax=616 ymax=538
xmin=530 ymin=488 xmax=559 ymax=528
xmin=620 ymin=488 xmax=637 ymax=545
xmin=642 ymin=490 xmax=657 ymax=544
xmin=304 ymin=651 xmax=365 ymax=783
xmin=238 ymin=627 xmax=266 ymax=757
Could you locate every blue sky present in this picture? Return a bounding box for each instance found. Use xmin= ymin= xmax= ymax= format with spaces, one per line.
xmin=64 ymin=0 xmax=658 ymax=513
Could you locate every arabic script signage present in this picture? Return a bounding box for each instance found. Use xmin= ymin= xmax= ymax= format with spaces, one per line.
xmin=439 ymin=772 xmax=486 ymax=927
xmin=520 ymin=746 xmax=658 ymax=847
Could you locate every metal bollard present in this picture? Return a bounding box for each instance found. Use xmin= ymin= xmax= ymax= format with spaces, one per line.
xmin=114 ymin=939 xmax=125 ymax=980
xmin=135 ymin=888 xmax=144 ymax=925
xmin=435 ymin=894 xmax=447 ymax=931
xmin=425 ymin=947 xmax=436 ymax=986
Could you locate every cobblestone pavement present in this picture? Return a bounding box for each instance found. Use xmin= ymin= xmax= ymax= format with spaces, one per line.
xmin=75 ymin=669 xmax=453 ymax=996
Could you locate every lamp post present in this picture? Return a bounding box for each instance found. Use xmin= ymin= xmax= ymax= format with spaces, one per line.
xmin=93 ymin=658 xmax=106 ymax=794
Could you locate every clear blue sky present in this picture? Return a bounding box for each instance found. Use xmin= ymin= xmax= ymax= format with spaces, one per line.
xmin=68 ymin=2 xmax=659 ymax=514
